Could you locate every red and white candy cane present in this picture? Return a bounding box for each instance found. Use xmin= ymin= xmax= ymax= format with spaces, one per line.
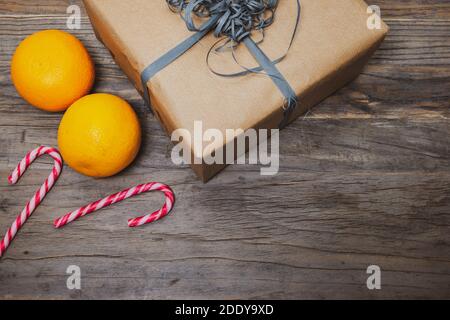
xmin=0 ymin=146 xmax=63 ymax=258
xmin=54 ymin=182 xmax=175 ymax=228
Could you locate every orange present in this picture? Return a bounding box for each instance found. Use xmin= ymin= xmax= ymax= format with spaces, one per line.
xmin=11 ymin=29 xmax=95 ymax=112
xmin=58 ymin=93 xmax=141 ymax=178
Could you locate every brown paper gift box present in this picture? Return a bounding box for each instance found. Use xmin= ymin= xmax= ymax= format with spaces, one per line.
xmin=83 ymin=0 xmax=388 ymax=182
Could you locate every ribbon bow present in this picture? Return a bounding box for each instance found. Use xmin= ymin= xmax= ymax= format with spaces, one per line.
xmin=141 ymin=0 xmax=301 ymax=128
xmin=168 ymin=0 xmax=278 ymax=42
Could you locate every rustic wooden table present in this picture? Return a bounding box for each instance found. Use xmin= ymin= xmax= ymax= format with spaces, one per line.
xmin=0 ymin=1 xmax=449 ymax=299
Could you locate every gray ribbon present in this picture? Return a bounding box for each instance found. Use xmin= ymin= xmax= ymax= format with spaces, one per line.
xmin=141 ymin=0 xmax=301 ymax=128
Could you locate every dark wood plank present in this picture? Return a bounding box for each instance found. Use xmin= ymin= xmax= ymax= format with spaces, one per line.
xmin=0 ymin=2 xmax=449 ymax=299
xmin=1 ymin=0 xmax=450 ymax=20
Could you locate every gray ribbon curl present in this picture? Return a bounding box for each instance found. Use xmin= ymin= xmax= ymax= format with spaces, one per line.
xmin=141 ymin=0 xmax=301 ymax=128
xmin=167 ymin=0 xmax=278 ymax=42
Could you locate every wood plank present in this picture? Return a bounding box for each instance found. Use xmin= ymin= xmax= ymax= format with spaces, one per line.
xmin=0 ymin=168 xmax=449 ymax=299
xmin=0 ymin=16 xmax=449 ymax=121
xmin=0 ymin=2 xmax=449 ymax=299
xmin=1 ymin=0 xmax=450 ymax=20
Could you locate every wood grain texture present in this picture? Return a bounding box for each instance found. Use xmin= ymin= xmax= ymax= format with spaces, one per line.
xmin=0 ymin=0 xmax=449 ymax=299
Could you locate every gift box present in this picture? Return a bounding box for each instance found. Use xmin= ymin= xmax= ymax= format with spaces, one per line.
xmin=83 ymin=0 xmax=388 ymax=182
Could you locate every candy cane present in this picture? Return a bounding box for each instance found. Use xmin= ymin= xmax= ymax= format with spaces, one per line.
xmin=54 ymin=182 xmax=175 ymax=228
xmin=0 ymin=146 xmax=63 ymax=258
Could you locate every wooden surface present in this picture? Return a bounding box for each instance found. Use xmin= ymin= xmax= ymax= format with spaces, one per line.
xmin=0 ymin=0 xmax=449 ymax=299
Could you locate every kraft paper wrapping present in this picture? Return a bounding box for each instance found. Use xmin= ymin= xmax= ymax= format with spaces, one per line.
xmin=83 ymin=0 xmax=388 ymax=182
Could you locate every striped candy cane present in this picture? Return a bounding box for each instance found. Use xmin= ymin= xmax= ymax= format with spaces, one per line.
xmin=54 ymin=182 xmax=175 ymax=228
xmin=0 ymin=146 xmax=63 ymax=258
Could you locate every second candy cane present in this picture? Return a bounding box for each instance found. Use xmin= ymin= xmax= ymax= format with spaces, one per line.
xmin=54 ymin=182 xmax=175 ymax=228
